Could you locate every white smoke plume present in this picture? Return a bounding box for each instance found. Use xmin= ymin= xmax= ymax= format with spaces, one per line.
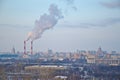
xmin=26 ymin=4 xmax=63 ymax=41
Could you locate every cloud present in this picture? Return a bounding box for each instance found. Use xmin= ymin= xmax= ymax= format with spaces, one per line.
xmin=60 ymin=0 xmax=77 ymax=11
xmin=103 ymin=18 xmax=120 ymax=26
xmin=62 ymin=18 xmax=120 ymax=28
xmin=100 ymin=1 xmax=120 ymax=8
xmin=62 ymin=0 xmax=74 ymax=5
xmin=82 ymin=18 xmax=120 ymax=28
xmin=2 ymin=18 xmax=120 ymax=29
xmin=0 ymin=24 xmax=31 ymax=29
xmin=72 ymin=6 xmax=77 ymax=11
xmin=82 ymin=18 xmax=120 ymax=27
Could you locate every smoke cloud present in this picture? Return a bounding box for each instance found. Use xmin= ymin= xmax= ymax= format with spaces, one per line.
xmin=26 ymin=4 xmax=63 ymax=41
xmin=61 ymin=0 xmax=77 ymax=11
xmin=65 ymin=0 xmax=74 ymax=5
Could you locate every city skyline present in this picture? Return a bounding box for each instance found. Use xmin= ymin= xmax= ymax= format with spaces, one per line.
xmin=0 ymin=0 xmax=120 ymax=52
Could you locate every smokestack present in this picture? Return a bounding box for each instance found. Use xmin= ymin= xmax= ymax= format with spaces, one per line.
xmin=24 ymin=41 xmax=26 ymax=54
xmin=24 ymin=4 xmax=63 ymax=55
xmin=31 ymin=41 xmax=33 ymax=54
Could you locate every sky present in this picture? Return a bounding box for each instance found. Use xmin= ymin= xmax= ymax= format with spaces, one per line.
xmin=0 ymin=0 xmax=120 ymax=53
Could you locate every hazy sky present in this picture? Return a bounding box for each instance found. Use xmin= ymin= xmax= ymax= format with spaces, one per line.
xmin=0 ymin=0 xmax=120 ymax=52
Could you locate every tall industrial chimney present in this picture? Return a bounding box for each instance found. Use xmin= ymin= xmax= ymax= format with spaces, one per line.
xmin=31 ymin=41 xmax=33 ymax=54
xmin=24 ymin=41 xmax=26 ymax=54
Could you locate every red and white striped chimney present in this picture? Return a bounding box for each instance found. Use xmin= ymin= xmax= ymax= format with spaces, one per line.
xmin=24 ymin=41 xmax=26 ymax=54
xmin=31 ymin=41 xmax=33 ymax=54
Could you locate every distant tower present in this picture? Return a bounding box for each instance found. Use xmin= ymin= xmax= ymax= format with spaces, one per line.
xmin=97 ymin=47 xmax=102 ymax=53
xmin=48 ymin=49 xmax=53 ymax=54
xmin=97 ymin=46 xmax=103 ymax=56
xmin=12 ymin=46 xmax=15 ymax=54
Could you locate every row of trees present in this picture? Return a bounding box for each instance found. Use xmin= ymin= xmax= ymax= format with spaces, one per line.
xmin=0 ymin=65 xmax=6 ymax=80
